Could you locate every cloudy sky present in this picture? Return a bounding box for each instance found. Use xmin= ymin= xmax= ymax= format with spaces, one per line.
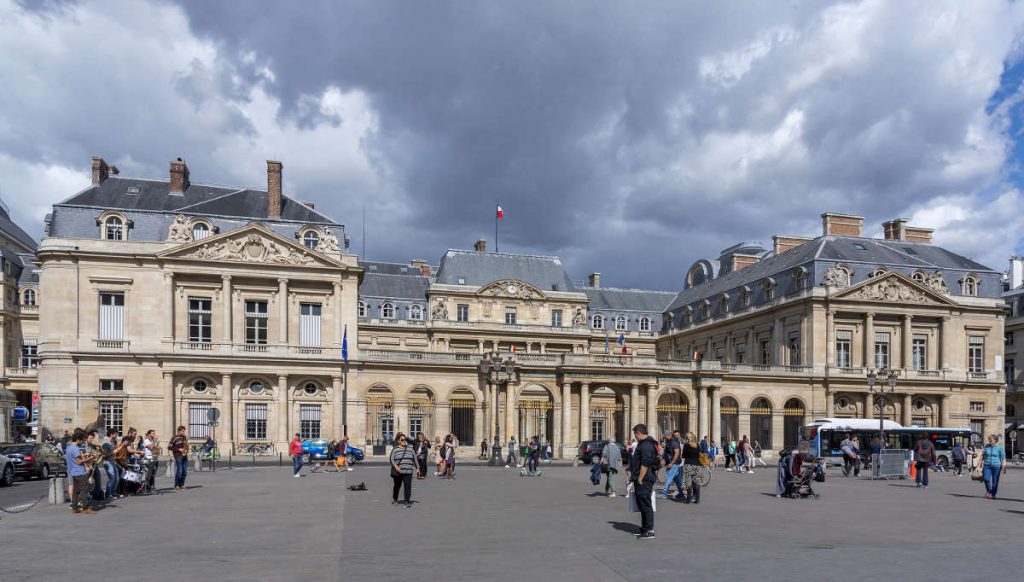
xmin=3 ymin=0 xmax=1024 ymax=290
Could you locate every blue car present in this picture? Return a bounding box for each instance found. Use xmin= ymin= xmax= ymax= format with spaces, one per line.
xmin=301 ymin=439 xmax=364 ymax=465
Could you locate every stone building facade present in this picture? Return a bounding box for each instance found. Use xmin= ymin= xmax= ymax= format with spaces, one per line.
xmin=33 ymin=159 xmax=1007 ymax=455
xmin=0 ymin=197 xmax=39 ymax=438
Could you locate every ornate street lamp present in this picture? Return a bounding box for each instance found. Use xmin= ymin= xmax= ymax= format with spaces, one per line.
xmin=479 ymin=352 xmax=519 ymax=465
xmin=867 ymin=368 xmax=899 ymax=445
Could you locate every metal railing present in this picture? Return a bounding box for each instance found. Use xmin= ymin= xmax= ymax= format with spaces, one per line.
xmin=94 ymin=339 xmax=129 ymax=349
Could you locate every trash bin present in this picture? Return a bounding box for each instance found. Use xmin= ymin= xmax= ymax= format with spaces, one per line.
xmin=49 ymin=476 xmax=67 ymax=504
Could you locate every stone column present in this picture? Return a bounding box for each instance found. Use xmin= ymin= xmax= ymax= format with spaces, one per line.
xmin=220 ymin=373 xmax=233 ymax=451
xmin=435 ymin=401 xmax=451 ymax=441
xmin=646 ymin=384 xmax=657 ymax=432
xmin=746 ymin=328 xmax=755 ymax=364
xmin=278 ymin=278 xmax=289 ymax=344
xmin=579 ymin=382 xmax=590 ymax=442
xmin=505 ymin=385 xmax=516 ymax=441
xmin=164 ymin=272 xmax=175 ymax=342
xmin=902 ymin=393 xmax=912 ymax=426
xmin=332 ymin=281 xmax=343 ymax=346
xmin=487 ymin=381 xmax=496 ymax=442
xmin=696 ymin=385 xmax=707 ymax=441
xmin=864 ymin=312 xmax=875 ymax=368
xmin=221 ymin=275 xmax=233 ymax=343
xmin=332 ymin=376 xmax=343 ymax=438
xmin=561 ymin=382 xmax=572 ymax=455
xmin=940 ymin=317 xmax=951 ymax=370
xmin=472 ymin=403 xmax=482 ymax=447
xmin=553 ymin=397 xmax=562 ymax=458
xmin=902 ymin=314 xmax=914 ymax=370
xmin=711 ymin=386 xmax=721 ymax=444
xmin=277 ymin=376 xmax=289 ymax=443
xmin=629 ymin=383 xmax=640 ymax=433
xmin=773 ymin=317 xmax=785 ymax=365
xmin=939 ymin=395 xmax=950 ymax=427
xmin=826 ymin=310 xmax=835 ymax=367
xmin=163 ymin=371 xmax=175 ymax=443
xmin=825 ymin=388 xmax=835 ymax=417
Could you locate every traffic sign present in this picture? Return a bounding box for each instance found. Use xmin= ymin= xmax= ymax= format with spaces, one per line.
xmin=207 ymin=408 xmax=221 ymax=423
xmin=11 ymin=407 xmax=29 ymax=421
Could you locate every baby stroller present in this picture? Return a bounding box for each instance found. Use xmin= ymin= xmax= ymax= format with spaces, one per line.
xmin=784 ymin=457 xmax=823 ymax=499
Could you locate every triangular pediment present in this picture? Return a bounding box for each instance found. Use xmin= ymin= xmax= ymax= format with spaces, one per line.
xmin=478 ymin=279 xmax=546 ymax=300
xmin=832 ymin=272 xmax=955 ymax=306
xmin=158 ymin=222 xmax=343 ymax=268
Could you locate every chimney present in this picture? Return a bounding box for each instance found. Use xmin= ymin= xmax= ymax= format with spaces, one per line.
xmin=904 ymin=227 xmax=933 ymax=244
xmin=1010 ymin=257 xmax=1024 ymax=290
xmin=267 ymin=160 xmax=283 ymax=218
xmin=730 ymin=254 xmax=760 ymax=271
xmin=473 ymin=239 xmax=487 ymax=252
xmin=882 ymin=218 xmax=933 ymax=244
xmin=303 ymin=201 xmax=315 ymax=209
xmin=169 ymin=158 xmax=189 ymax=194
xmin=410 ymin=259 xmax=431 ymax=277
xmin=773 ymin=235 xmax=812 ymax=256
xmin=91 ymin=156 xmax=110 ymax=185
xmin=588 ymin=272 xmax=601 ymax=288
xmin=822 ymin=212 xmax=863 ymax=237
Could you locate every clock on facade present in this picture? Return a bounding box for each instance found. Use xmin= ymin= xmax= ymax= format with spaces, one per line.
xmin=506 ymin=283 xmax=519 ymax=294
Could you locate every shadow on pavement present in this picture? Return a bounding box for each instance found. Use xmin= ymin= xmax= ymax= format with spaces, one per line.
xmin=1001 ymin=509 xmax=1024 ymax=515
xmin=888 ymin=484 xmax=919 ymax=488
xmin=607 ymin=521 xmax=639 ymax=534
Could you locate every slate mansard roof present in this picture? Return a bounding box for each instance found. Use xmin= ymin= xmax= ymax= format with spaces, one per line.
xmin=0 ymin=204 xmax=38 ymax=252
xmin=434 ymin=250 xmax=577 ymax=292
xmin=585 ymin=288 xmax=676 ymax=312
xmin=359 ymin=261 xmax=430 ymax=301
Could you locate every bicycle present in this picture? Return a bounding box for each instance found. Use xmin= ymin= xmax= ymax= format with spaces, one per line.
xmin=199 ymin=448 xmax=221 ymax=461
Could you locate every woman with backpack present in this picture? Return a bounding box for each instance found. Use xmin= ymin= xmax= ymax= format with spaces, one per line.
xmin=389 ymin=432 xmax=420 ymax=507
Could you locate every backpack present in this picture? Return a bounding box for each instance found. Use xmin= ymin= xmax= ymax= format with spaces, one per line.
xmin=728 ymin=441 xmax=737 ymax=455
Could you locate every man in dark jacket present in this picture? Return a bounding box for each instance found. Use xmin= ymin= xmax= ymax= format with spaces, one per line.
xmin=914 ymin=435 xmax=936 ymax=488
xmin=629 ymin=424 xmax=659 ymax=540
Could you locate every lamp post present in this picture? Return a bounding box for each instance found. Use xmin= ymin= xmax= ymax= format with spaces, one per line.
xmin=867 ymin=368 xmax=899 ymax=445
xmin=479 ymin=352 xmax=519 ymax=466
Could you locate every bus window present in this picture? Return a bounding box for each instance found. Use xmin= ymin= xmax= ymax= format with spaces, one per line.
xmin=931 ymin=434 xmax=951 ymax=450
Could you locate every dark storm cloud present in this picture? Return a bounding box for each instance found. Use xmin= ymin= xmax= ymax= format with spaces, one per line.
xmin=1 ymin=1 xmax=1023 ymax=289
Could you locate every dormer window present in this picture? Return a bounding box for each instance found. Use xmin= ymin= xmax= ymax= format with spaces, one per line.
xmin=22 ymin=288 xmax=36 ymax=306
xmin=912 ymin=270 xmax=926 ymax=283
xmin=793 ymin=267 xmax=808 ymax=290
xmin=718 ymin=293 xmax=729 ymax=314
xmin=592 ymin=314 xmax=604 ymax=329
xmin=682 ymin=307 xmax=692 ymax=326
xmin=870 ymin=267 xmax=888 ymax=278
xmin=763 ymin=278 xmax=776 ymax=301
xmin=104 ymin=216 xmax=124 ymax=240
xmin=639 ymin=317 xmax=651 ymax=332
xmin=192 ymin=222 xmax=211 ymax=240
xmin=739 ymin=286 xmax=751 ymax=308
xmin=303 ymin=230 xmax=320 ymax=249
xmin=410 ymin=305 xmax=423 ymax=320
xmin=381 ymin=302 xmax=395 ymax=319
xmin=615 ymin=316 xmax=627 ymax=331
xmin=961 ymin=274 xmax=979 ymax=296
xmin=358 ymin=301 xmax=367 ymax=317
xmin=699 ymin=300 xmax=710 ymax=320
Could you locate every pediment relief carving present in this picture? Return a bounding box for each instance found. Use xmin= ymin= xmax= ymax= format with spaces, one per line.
xmin=478 ymin=279 xmax=545 ymax=300
xmin=833 ymin=272 xmax=952 ymax=306
xmin=161 ymin=224 xmax=338 ymax=268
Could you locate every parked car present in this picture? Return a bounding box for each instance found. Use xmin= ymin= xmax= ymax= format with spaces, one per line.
xmin=301 ymin=439 xmax=364 ymax=465
xmin=0 ymin=452 xmax=16 ymax=486
xmin=0 ymin=443 xmax=64 ymax=480
xmin=577 ymin=440 xmax=628 ymax=464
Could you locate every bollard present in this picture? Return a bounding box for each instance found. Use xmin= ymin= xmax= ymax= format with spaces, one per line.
xmin=166 ymin=460 xmax=174 ymax=479
xmin=194 ymin=456 xmax=202 ymax=472
xmin=49 ymin=476 xmax=68 ymax=504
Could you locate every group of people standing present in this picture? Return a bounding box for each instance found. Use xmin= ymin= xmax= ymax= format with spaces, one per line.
xmin=386 ymin=432 xmax=460 ymax=507
xmin=721 ymin=436 xmax=766 ymax=474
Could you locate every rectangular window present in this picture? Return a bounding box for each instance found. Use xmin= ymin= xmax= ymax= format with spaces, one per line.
xmin=968 ymin=336 xmax=984 ymax=373
xmin=591 ymin=420 xmax=604 ymax=441
xmin=551 ymin=309 xmax=563 ymax=327
xmin=970 ymin=420 xmax=984 ymax=443
xmin=300 ymin=404 xmax=321 ymax=439
xmin=457 ymin=304 xmax=469 ymax=322
xmin=299 ymin=303 xmax=322 ymax=346
xmin=245 ymin=300 xmax=269 ymax=345
xmin=759 ymin=339 xmax=771 ymax=365
xmin=188 ymin=297 xmax=212 ymax=343
xmin=245 ymin=403 xmax=268 ymax=440
xmin=735 ymin=343 xmax=745 ymax=364
xmin=409 ymin=417 xmax=423 ymax=438
xmin=1006 ymin=332 xmax=1015 ymax=346
xmin=505 ymin=307 xmax=517 ymax=325
xmin=99 ymin=292 xmax=125 ymax=340
xmin=188 ymin=402 xmax=212 ymax=439
xmin=788 ymin=332 xmax=801 ymax=366
xmin=20 ymin=341 xmax=38 ymax=369
xmin=874 ymin=332 xmax=890 ymax=369
xmin=1006 ymin=358 xmax=1015 ymax=388
xmin=836 ymin=330 xmax=851 ymax=368
xmin=912 ymin=336 xmax=927 ymax=370
xmin=100 ymin=379 xmax=123 ymax=391
xmin=969 ymin=401 xmax=985 ymax=413
xmin=99 ymin=401 xmax=123 ymax=435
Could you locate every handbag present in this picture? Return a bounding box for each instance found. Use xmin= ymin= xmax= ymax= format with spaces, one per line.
xmin=971 ymin=465 xmax=984 ymax=481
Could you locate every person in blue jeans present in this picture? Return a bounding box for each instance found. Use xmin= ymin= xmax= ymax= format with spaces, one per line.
xmin=981 ymin=434 xmax=1007 ymax=499
xmin=914 ymin=436 xmax=937 ymax=488
xmin=169 ymin=425 xmax=189 ymax=490
xmin=659 ymin=432 xmax=684 ymax=498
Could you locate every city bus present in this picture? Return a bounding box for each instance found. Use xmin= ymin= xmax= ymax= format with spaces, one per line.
xmin=799 ymin=418 xmax=975 ymax=469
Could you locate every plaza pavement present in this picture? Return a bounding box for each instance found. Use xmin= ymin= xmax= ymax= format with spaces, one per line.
xmin=1 ymin=461 xmax=1022 ymax=581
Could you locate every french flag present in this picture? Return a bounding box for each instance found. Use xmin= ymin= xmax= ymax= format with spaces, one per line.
xmin=496 ymin=204 xmax=504 ymax=220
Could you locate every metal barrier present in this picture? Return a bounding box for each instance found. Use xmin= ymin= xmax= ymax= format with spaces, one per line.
xmin=872 ymin=448 xmax=909 ymax=480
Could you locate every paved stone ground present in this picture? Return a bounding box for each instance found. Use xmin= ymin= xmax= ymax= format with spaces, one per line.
xmin=1 ymin=462 xmax=1022 ymax=581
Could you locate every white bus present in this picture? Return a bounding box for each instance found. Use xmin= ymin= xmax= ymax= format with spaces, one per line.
xmin=799 ymin=418 xmax=974 ymax=469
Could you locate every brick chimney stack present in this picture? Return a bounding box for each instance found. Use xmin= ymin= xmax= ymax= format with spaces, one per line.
xmin=91 ymin=156 xmax=113 ymax=185
xmin=410 ymin=259 xmax=431 ymax=277
xmin=474 ymin=239 xmax=487 ymax=252
xmin=267 ymin=160 xmax=283 ymax=218
xmin=883 ymin=217 xmax=933 ymax=244
xmin=169 ymin=158 xmax=189 ymax=194
xmin=588 ymin=272 xmax=601 ymax=288
xmin=821 ymin=212 xmax=863 ymax=237
xmin=772 ymin=235 xmax=813 ymax=255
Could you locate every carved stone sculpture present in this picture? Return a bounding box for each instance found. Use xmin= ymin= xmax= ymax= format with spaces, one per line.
xmin=319 ymin=228 xmax=341 ymax=253
xmin=847 ymin=278 xmax=929 ymax=303
xmin=822 ymin=265 xmax=850 ymax=289
xmin=925 ymin=270 xmax=950 ymax=294
xmin=430 ymin=298 xmax=448 ymax=320
xmin=168 ymin=214 xmax=192 ymax=242
xmin=572 ymin=307 xmax=586 ymax=327
xmin=186 ymin=233 xmax=317 ymax=266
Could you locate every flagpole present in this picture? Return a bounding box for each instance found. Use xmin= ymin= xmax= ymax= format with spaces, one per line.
xmin=495 ymin=202 xmax=499 ymax=253
xmin=342 ymin=324 xmax=349 ymax=437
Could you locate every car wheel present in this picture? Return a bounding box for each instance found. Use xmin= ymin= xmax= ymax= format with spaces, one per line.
xmin=346 ymin=453 xmax=356 ymax=465
xmin=39 ymin=464 xmax=50 ymax=480
xmin=1 ymin=464 xmax=13 ymax=487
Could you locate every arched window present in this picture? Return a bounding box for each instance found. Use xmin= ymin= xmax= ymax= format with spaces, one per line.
xmin=961 ymin=275 xmax=979 ymax=296
xmin=639 ymin=317 xmax=651 ymax=332
xmin=763 ymin=278 xmax=775 ymax=301
xmin=592 ymin=314 xmax=604 ymax=329
xmin=409 ymin=305 xmax=423 ymax=320
xmin=303 ymin=230 xmax=320 ymax=249
xmin=682 ymin=307 xmax=692 ymax=326
xmin=193 ymin=379 xmax=208 ymax=393
xmin=381 ymin=302 xmax=395 ymax=319
xmin=615 ymin=316 xmax=627 ymax=331
xmin=104 ymin=216 xmax=124 ymax=240
xmin=793 ymin=267 xmax=808 ymax=290
xmin=718 ymin=294 xmax=729 ymax=314
xmin=870 ymin=267 xmax=888 ymax=278
xmin=192 ymin=222 xmax=210 ymax=240
xmin=22 ymin=288 xmax=36 ymax=306
xmin=358 ymin=301 xmax=367 ymax=317
xmin=739 ymin=286 xmax=751 ymax=308
xmin=248 ymin=381 xmax=264 ymax=395
xmin=303 ymin=382 xmax=318 ymax=396
xmin=911 ymin=271 xmax=926 ymax=283
xmin=699 ymin=301 xmax=709 ymax=320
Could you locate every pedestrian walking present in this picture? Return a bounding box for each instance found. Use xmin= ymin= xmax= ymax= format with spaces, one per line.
xmin=390 ymin=433 xmax=420 ymax=507
xmin=506 ymin=436 xmax=519 ymax=468
xmin=169 ymin=425 xmax=189 ymax=490
xmin=290 ymin=433 xmax=304 ymax=478
xmin=709 ymin=440 xmax=719 ymax=469
xmin=914 ymin=434 xmax=937 ymax=488
xmin=742 ymin=437 xmax=756 ymax=474
xmin=951 ymin=441 xmax=966 ymax=476
xmin=966 ymin=441 xmax=978 ymax=472
xmin=415 ymin=433 xmax=430 ymax=479
xmin=681 ymin=432 xmax=702 ymax=503
xmin=725 ymin=438 xmax=737 ymax=471
xmin=480 ymin=439 xmax=488 ymax=460
xmin=527 ymin=435 xmax=541 ymax=474
xmin=752 ymin=440 xmax=768 ymax=468
xmin=441 ymin=434 xmax=456 ymax=480
xmin=600 ymin=437 xmax=622 ymax=497
xmin=840 ymin=434 xmax=856 ymax=477
xmin=434 ymin=436 xmax=446 ymax=476
xmin=628 ymin=424 xmax=659 ymax=540
xmin=981 ymin=434 xmax=1007 ymax=499
xmin=658 ymin=431 xmax=683 ymax=499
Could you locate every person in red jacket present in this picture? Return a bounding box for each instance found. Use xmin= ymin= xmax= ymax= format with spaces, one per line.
xmin=290 ymin=433 xmax=304 ymax=478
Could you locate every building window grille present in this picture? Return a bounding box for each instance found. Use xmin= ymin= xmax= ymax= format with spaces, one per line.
xmin=409 ymin=305 xmax=423 ymax=321
xmin=788 ymin=332 xmax=801 ymax=366
xmin=615 ymin=316 xmax=627 ymax=331
xmin=300 ymin=404 xmax=321 ymax=439
xmin=100 ymin=379 xmax=123 ymax=391
xmin=835 ymin=330 xmax=852 ymax=368
xmin=912 ymin=336 xmax=927 ymax=370
xmin=358 ymin=301 xmax=367 ymax=317
xmin=759 ymin=339 xmax=771 ymax=365
xmin=20 ymin=341 xmax=38 ymax=369
xmin=381 ymin=302 xmax=395 ymax=319
xmin=735 ymin=342 xmax=746 ymax=364
xmin=874 ymin=332 xmax=890 ymax=369
xmin=592 ymin=314 xmax=604 ymax=329
xmin=969 ymin=401 xmax=985 ymax=413
xmin=188 ymin=402 xmax=212 ymax=439
xmin=192 ymin=222 xmax=210 ymax=240
xmin=22 ymin=288 xmax=36 ymax=306
xmin=99 ymin=401 xmax=123 ymax=435
xmin=104 ymin=216 xmax=124 ymax=240
xmin=639 ymin=317 xmax=651 ymax=332
xmin=245 ymin=403 xmax=268 ymax=440
xmin=303 ymin=231 xmax=320 ymax=249
xmin=505 ymin=307 xmax=517 ymax=325
xmin=299 ymin=303 xmax=322 ymax=346
xmin=99 ymin=292 xmax=125 ymax=340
